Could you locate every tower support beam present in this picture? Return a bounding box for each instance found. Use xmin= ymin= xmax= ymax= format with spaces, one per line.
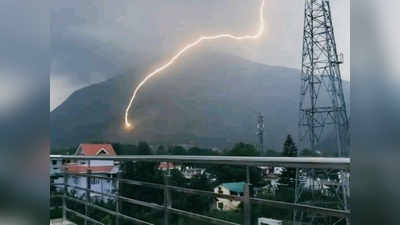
xmin=295 ymin=0 xmax=350 ymax=224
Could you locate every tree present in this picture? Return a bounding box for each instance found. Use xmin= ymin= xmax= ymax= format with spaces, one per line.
xmin=168 ymin=146 xmax=187 ymax=155
xmin=156 ymin=145 xmax=167 ymax=155
xmin=137 ymin=141 xmax=152 ymax=155
xmin=279 ymin=135 xmax=298 ymax=188
xmin=281 ymin=135 xmax=298 ymax=157
xmin=187 ymin=147 xmax=219 ymax=156
xmin=301 ymin=148 xmax=320 ymax=157
xmin=100 ymin=215 xmax=113 ymax=225
xmin=112 ymin=143 xmax=137 ymax=155
xmin=206 ymin=143 xmax=262 ymax=184
xmin=50 ymin=147 xmax=75 ymax=155
xmin=227 ymin=142 xmax=259 ymax=156
xmin=265 ymin=149 xmax=279 ymax=157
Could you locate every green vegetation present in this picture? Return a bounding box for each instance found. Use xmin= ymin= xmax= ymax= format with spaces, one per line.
xmin=280 ymin=135 xmax=298 ymax=188
xmin=51 ymin=146 xmax=75 ymax=155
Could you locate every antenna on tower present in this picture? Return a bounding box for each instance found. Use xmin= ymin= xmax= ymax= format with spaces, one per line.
xmin=257 ymin=112 xmax=264 ymax=154
xmin=295 ymin=0 xmax=350 ymax=224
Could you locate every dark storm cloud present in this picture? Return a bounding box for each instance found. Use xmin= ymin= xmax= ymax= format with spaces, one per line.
xmin=50 ymin=0 xmax=349 ymax=109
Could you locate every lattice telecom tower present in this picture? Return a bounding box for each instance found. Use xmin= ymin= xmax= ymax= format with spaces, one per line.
xmin=256 ymin=112 xmax=264 ymax=154
xmin=295 ymin=0 xmax=350 ymax=225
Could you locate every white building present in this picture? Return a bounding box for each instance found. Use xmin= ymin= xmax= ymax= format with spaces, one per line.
xmin=158 ymin=162 xmax=181 ymax=171
xmin=53 ymin=144 xmax=120 ymax=202
xmin=181 ymin=166 xmax=205 ymax=179
xmin=214 ymin=182 xmax=245 ymax=211
xmin=157 ymin=162 xmax=205 ymax=179
xmin=50 ymin=158 xmax=63 ymax=176
xmin=259 ymin=166 xmax=284 ymax=177
xmin=258 ymin=218 xmax=283 ymax=225
xmin=301 ymin=172 xmax=350 ymax=197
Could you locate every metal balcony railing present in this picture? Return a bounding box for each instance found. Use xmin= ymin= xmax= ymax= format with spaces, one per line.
xmin=50 ymin=155 xmax=351 ymax=225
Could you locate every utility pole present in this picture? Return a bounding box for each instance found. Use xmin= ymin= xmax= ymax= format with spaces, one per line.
xmin=257 ymin=112 xmax=264 ymax=154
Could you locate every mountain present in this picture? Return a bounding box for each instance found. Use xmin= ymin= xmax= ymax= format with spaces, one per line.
xmin=51 ymin=50 xmax=349 ymax=151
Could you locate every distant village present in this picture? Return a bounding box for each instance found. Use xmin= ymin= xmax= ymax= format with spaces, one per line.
xmin=51 ymin=143 xmax=286 ymax=213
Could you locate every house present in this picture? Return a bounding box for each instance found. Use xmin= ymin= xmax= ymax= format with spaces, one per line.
xmin=158 ymin=162 xmax=206 ymax=179
xmin=58 ymin=144 xmax=119 ymax=202
xmin=259 ymin=166 xmax=283 ymax=177
xmin=158 ymin=162 xmax=181 ymax=171
xmin=181 ymin=166 xmax=205 ymax=179
xmin=50 ymin=158 xmax=63 ymax=176
xmin=50 ymin=158 xmax=65 ymax=193
xmin=214 ymin=182 xmax=246 ymax=211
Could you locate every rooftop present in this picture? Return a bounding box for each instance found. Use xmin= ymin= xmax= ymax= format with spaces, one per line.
xmin=222 ymin=182 xmax=246 ymax=193
xmin=76 ymin=144 xmax=116 ymax=156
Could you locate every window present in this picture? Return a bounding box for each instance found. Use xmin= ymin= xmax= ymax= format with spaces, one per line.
xmin=218 ymin=202 xmax=224 ymax=210
xmin=97 ymin=149 xmax=108 ymax=155
xmin=91 ymin=177 xmax=100 ymax=184
xmin=52 ymin=160 xmax=57 ymax=165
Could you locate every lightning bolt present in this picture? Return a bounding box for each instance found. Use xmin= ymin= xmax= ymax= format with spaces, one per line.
xmin=125 ymin=0 xmax=265 ymax=128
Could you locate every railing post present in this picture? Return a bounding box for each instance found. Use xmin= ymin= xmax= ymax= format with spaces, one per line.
xmin=244 ymin=166 xmax=251 ymax=225
xmin=85 ymin=160 xmax=92 ymax=225
xmin=163 ymin=162 xmax=171 ymax=225
xmin=115 ymin=168 xmax=121 ymax=225
xmin=63 ymin=168 xmax=67 ymax=222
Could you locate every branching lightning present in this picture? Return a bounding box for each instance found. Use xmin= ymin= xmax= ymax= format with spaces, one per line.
xmin=124 ymin=0 xmax=265 ymax=128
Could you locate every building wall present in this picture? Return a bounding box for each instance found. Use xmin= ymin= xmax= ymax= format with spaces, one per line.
xmin=76 ymin=160 xmax=114 ymax=167
xmin=50 ymin=159 xmax=63 ymax=175
xmin=65 ymin=174 xmax=116 ymax=202
xmin=214 ymin=186 xmax=242 ymax=211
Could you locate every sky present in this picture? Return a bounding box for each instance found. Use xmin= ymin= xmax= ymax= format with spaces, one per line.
xmin=50 ymin=0 xmax=350 ymax=111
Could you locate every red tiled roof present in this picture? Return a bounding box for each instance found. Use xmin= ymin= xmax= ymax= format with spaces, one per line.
xmin=66 ymin=164 xmax=115 ymax=174
xmin=158 ymin=162 xmax=176 ymax=170
xmin=77 ymin=144 xmax=116 ymax=156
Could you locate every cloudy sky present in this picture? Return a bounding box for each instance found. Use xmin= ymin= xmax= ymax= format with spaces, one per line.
xmin=50 ymin=0 xmax=349 ymax=111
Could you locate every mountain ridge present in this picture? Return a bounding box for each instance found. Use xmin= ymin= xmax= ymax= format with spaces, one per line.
xmin=51 ymin=50 xmax=349 ymax=151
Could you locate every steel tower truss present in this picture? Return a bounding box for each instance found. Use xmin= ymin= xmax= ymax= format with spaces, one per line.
xmin=295 ymin=0 xmax=350 ymax=225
